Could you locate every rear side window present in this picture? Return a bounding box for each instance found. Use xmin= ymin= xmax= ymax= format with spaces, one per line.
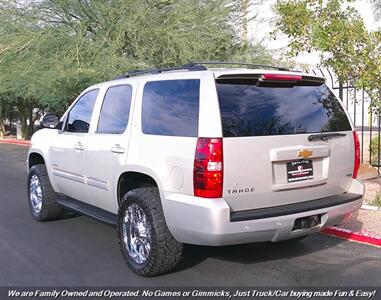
xmin=216 ymin=82 xmax=351 ymax=137
xmin=142 ymin=79 xmax=200 ymax=137
xmin=97 ymin=85 xmax=132 ymax=134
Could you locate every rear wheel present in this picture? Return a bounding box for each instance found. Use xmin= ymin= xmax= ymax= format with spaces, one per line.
xmin=27 ymin=164 xmax=63 ymax=221
xmin=117 ymin=187 xmax=183 ymax=276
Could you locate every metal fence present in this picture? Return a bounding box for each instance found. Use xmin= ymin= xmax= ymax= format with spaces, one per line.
xmin=312 ymin=69 xmax=380 ymax=173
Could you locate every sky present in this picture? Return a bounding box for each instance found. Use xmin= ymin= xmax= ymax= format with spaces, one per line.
xmin=248 ymin=0 xmax=381 ymax=66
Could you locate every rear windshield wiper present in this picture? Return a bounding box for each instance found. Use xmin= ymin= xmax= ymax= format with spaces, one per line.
xmin=308 ymin=132 xmax=347 ymax=142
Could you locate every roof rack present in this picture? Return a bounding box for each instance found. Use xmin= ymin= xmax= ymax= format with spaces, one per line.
xmin=113 ymin=61 xmax=290 ymax=80
xmin=114 ymin=63 xmax=206 ymax=79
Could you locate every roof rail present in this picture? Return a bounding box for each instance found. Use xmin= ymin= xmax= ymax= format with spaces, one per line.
xmin=114 ymin=63 xmax=206 ymax=79
xmin=191 ymin=61 xmax=290 ymax=71
xmin=113 ymin=61 xmax=290 ymax=80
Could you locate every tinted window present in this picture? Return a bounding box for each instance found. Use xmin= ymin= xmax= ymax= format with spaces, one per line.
xmin=66 ymin=89 xmax=98 ymax=133
xmin=97 ymin=85 xmax=132 ymax=134
xmin=142 ymin=80 xmax=200 ymax=137
xmin=216 ymin=82 xmax=351 ymax=137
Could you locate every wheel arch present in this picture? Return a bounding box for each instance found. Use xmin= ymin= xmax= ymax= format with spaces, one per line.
xmin=28 ymin=151 xmax=46 ymax=169
xmin=117 ymin=170 xmax=161 ymax=208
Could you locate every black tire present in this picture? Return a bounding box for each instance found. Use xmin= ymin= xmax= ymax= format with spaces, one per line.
xmin=117 ymin=187 xmax=183 ymax=277
xmin=27 ymin=164 xmax=64 ymax=221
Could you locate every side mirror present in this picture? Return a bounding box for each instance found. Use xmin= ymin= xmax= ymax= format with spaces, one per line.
xmin=40 ymin=113 xmax=60 ymax=129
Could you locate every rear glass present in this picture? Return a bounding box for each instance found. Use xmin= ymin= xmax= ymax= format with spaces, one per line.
xmin=216 ymin=81 xmax=351 ymax=137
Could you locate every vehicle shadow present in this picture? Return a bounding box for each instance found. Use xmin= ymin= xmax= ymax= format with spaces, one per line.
xmin=60 ymin=209 xmax=81 ymax=220
xmin=175 ymin=233 xmax=344 ymax=272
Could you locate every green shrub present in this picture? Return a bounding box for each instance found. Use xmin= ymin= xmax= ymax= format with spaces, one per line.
xmin=370 ymin=136 xmax=381 ymax=165
xmin=371 ymin=193 xmax=381 ymax=208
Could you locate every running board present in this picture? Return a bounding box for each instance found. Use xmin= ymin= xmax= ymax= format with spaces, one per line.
xmin=57 ymin=195 xmax=117 ymax=227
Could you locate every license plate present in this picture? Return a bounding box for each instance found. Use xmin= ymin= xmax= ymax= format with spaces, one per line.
xmin=286 ymin=159 xmax=313 ymax=182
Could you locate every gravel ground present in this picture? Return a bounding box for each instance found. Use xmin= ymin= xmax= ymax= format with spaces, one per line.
xmin=363 ymin=177 xmax=381 ymax=206
xmin=339 ymin=178 xmax=381 ymax=237
xmin=341 ymin=209 xmax=381 ymax=237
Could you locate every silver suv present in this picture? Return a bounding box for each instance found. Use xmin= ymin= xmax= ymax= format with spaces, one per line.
xmin=27 ymin=62 xmax=364 ymax=276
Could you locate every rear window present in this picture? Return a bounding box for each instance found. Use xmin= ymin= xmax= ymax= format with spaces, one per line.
xmin=216 ymin=81 xmax=351 ymax=137
xmin=142 ymin=79 xmax=200 ymax=137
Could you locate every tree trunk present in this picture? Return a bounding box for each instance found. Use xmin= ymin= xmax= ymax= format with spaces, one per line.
xmin=0 ymin=121 xmax=5 ymax=139
xmin=16 ymin=98 xmax=30 ymax=139
xmin=17 ymin=103 xmax=28 ymax=139
xmin=19 ymin=113 xmax=28 ymax=139
xmin=28 ymin=105 xmax=34 ymax=138
xmin=0 ymin=102 xmax=8 ymax=139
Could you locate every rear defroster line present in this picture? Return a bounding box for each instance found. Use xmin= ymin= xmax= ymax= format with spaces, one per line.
xmin=322 ymin=227 xmax=381 ymax=247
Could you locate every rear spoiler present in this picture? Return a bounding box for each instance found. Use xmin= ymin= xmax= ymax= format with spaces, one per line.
xmin=216 ymin=73 xmax=326 ymax=87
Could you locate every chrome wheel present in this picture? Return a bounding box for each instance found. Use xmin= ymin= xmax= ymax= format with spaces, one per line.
xmin=122 ymin=203 xmax=152 ymax=264
xmin=29 ymin=174 xmax=42 ymax=214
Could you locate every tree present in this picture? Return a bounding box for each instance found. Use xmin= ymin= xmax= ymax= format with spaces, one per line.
xmin=0 ymin=0 xmax=274 ymax=138
xmin=274 ymin=0 xmax=381 ymax=106
xmin=0 ymin=96 xmax=13 ymax=138
xmin=369 ymin=0 xmax=381 ymax=21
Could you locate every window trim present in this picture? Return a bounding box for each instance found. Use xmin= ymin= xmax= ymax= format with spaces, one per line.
xmin=64 ymin=88 xmax=100 ymax=133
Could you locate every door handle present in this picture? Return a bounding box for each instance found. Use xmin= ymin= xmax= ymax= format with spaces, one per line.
xmin=110 ymin=144 xmax=125 ymax=154
xmin=74 ymin=142 xmax=85 ymax=150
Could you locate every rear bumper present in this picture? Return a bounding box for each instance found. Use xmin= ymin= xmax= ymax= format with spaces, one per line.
xmin=162 ymin=180 xmax=364 ymax=246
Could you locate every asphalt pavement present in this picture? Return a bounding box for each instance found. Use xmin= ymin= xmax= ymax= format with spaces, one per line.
xmin=0 ymin=143 xmax=380 ymax=287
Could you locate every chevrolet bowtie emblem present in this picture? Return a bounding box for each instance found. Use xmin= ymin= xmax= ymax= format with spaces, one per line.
xmin=297 ymin=149 xmax=313 ymax=158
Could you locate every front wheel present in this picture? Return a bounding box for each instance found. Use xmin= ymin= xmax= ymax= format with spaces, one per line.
xmin=117 ymin=188 xmax=183 ymax=276
xmin=27 ymin=164 xmax=63 ymax=221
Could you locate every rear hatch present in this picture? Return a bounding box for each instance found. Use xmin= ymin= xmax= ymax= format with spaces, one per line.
xmin=216 ymin=73 xmax=354 ymax=212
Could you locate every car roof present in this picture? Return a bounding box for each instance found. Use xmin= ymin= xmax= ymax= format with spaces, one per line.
xmin=85 ymin=67 xmax=325 ymax=91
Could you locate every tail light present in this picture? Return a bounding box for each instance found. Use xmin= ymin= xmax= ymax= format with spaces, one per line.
xmin=193 ymin=138 xmax=223 ymax=198
xmin=261 ymin=74 xmax=302 ymax=81
xmin=353 ymin=131 xmax=360 ymax=179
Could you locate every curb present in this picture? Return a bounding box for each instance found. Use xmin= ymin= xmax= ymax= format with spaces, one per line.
xmin=361 ymin=204 xmax=381 ymax=211
xmin=322 ymin=227 xmax=381 ymax=247
xmin=0 ymin=139 xmax=31 ymax=146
